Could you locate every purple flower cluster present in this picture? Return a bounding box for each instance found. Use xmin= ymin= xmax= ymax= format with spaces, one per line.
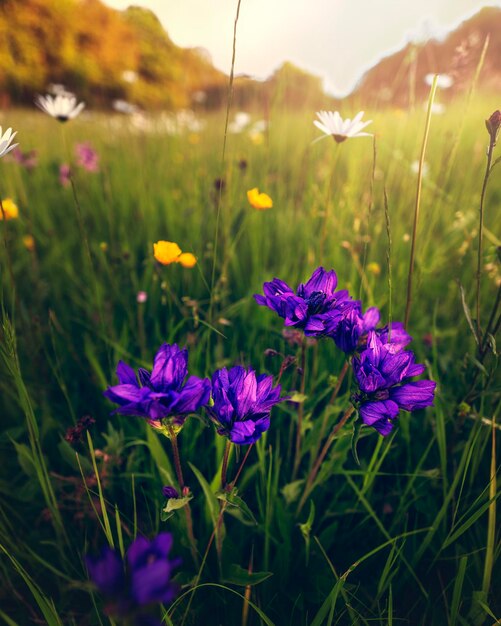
xmin=86 ymin=533 xmax=180 ymax=625
xmin=103 ymin=344 xmax=210 ymax=428
xmin=352 ymin=331 xmax=436 ymax=435
xmin=104 ymin=344 xmax=284 ymax=445
xmin=206 ymin=366 xmax=283 ymax=445
xmin=255 ymin=266 xmax=436 ymax=436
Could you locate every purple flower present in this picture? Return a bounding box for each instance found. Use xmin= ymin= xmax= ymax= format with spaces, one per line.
xmin=206 ymin=366 xmax=283 ymax=445
xmin=76 ymin=141 xmax=100 ymax=172
xmin=254 ymin=267 xmax=357 ymax=337
xmin=351 ymin=331 xmax=436 ymax=436
xmin=86 ymin=533 xmax=180 ymax=620
xmin=127 ymin=534 xmax=181 ymax=605
xmin=162 ymin=485 xmax=179 ymax=499
xmin=332 ymin=304 xmax=380 ymax=353
xmin=103 ymin=344 xmax=210 ymax=427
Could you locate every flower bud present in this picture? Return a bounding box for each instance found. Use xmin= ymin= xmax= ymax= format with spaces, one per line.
xmin=485 ymin=110 xmax=501 ymax=144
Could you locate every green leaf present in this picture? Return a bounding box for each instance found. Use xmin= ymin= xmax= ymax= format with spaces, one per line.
xmin=216 ymin=488 xmax=257 ymax=524
xmin=189 ymin=462 xmax=218 ymax=528
xmin=289 ymin=392 xmax=308 ymax=403
xmin=222 ymin=563 xmax=273 ymax=587
xmin=162 ymin=494 xmax=193 ymax=520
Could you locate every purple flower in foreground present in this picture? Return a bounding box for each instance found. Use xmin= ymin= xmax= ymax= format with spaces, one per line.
xmin=206 ymin=366 xmax=283 ymax=444
xmin=351 ymin=331 xmax=436 ymax=436
xmin=86 ymin=533 xmax=180 ymax=622
xmin=103 ymin=344 xmax=210 ymax=431
xmin=255 ymin=267 xmax=357 ymax=337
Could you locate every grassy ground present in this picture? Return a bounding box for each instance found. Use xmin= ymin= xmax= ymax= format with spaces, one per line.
xmin=0 ymin=97 xmax=499 ymax=625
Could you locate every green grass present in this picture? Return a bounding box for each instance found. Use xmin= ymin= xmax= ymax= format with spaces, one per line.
xmin=0 ymin=96 xmax=499 ymax=625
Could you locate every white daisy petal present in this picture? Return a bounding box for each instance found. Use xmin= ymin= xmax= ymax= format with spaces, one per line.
xmin=313 ymin=110 xmax=372 ymax=142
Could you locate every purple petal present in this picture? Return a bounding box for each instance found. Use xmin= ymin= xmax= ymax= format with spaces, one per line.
xmin=362 ymin=307 xmax=380 ymax=332
xmin=104 ymin=384 xmax=148 ymax=406
xmin=86 ymin=547 xmax=124 ymax=596
xmin=116 ymin=361 xmax=137 ymax=385
xmin=301 ymin=267 xmax=338 ymax=298
xmin=170 ymin=376 xmax=211 ymax=414
xmin=150 ymin=344 xmax=187 ymax=391
xmin=390 ymin=380 xmax=436 ymax=411
xmin=359 ymin=399 xmax=400 ymax=426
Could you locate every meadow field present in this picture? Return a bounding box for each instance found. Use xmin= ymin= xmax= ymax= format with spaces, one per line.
xmin=0 ymin=95 xmax=499 ymax=625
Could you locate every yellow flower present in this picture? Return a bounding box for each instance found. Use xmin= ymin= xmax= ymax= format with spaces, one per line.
xmin=22 ymin=235 xmax=35 ymax=251
xmin=247 ymin=188 xmax=273 ymax=210
xmin=178 ymin=252 xmax=197 ymax=268
xmin=153 ymin=241 xmax=197 ymax=268
xmin=0 ymin=198 xmax=19 ymax=220
xmin=367 ymin=262 xmax=381 ymax=276
xmin=153 ymin=241 xmax=182 ymax=265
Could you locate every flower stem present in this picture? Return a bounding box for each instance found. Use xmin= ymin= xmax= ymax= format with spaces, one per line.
xmin=297 ymin=405 xmax=355 ymax=514
xmin=221 ymin=440 xmax=232 ymax=489
xmin=180 ymin=443 xmax=254 ymax=626
xmin=475 ymin=137 xmax=495 ymax=339
xmin=168 ymin=427 xmax=199 ymax=568
xmin=404 ymin=74 xmax=438 ymax=328
xmin=322 ymin=361 xmax=349 ymax=433
xmin=292 ymin=338 xmax=307 ymax=478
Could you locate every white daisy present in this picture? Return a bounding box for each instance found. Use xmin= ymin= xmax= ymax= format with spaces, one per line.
xmin=314 ymin=110 xmax=372 ymax=143
xmin=35 ymin=93 xmax=85 ymax=122
xmin=0 ymin=126 xmax=18 ymax=158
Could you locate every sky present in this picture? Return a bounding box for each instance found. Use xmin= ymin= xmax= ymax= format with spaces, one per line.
xmin=103 ymin=0 xmax=501 ymax=96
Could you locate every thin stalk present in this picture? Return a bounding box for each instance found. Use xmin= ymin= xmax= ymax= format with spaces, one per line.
xmin=404 ymin=74 xmax=438 ymax=328
xmin=167 ymin=427 xmax=200 ymax=568
xmin=221 ymin=440 xmax=232 ymax=490
xmin=180 ymin=443 xmax=254 ymax=626
xmin=208 ymin=0 xmax=242 ymax=324
xmin=475 ymin=138 xmax=495 ymax=338
xmin=481 ymin=413 xmax=496 ymax=596
xmin=297 ymin=406 xmax=355 ymax=514
xmin=384 ymin=187 xmax=393 ymax=341
xmin=60 ymin=126 xmax=111 ymax=369
xmin=292 ymin=338 xmax=307 ymax=478
xmin=317 ymin=360 xmax=349 ymax=446
xmin=359 ymin=135 xmax=377 ymax=300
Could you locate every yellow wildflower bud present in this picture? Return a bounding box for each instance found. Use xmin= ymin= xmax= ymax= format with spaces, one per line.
xmin=177 ymin=252 xmax=197 ymax=268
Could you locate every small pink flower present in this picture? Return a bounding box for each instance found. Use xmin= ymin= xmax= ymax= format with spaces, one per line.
xmin=59 ymin=163 xmax=71 ymax=187
xmin=136 ymin=291 xmax=148 ymax=303
xmin=75 ymin=142 xmax=99 ymax=172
